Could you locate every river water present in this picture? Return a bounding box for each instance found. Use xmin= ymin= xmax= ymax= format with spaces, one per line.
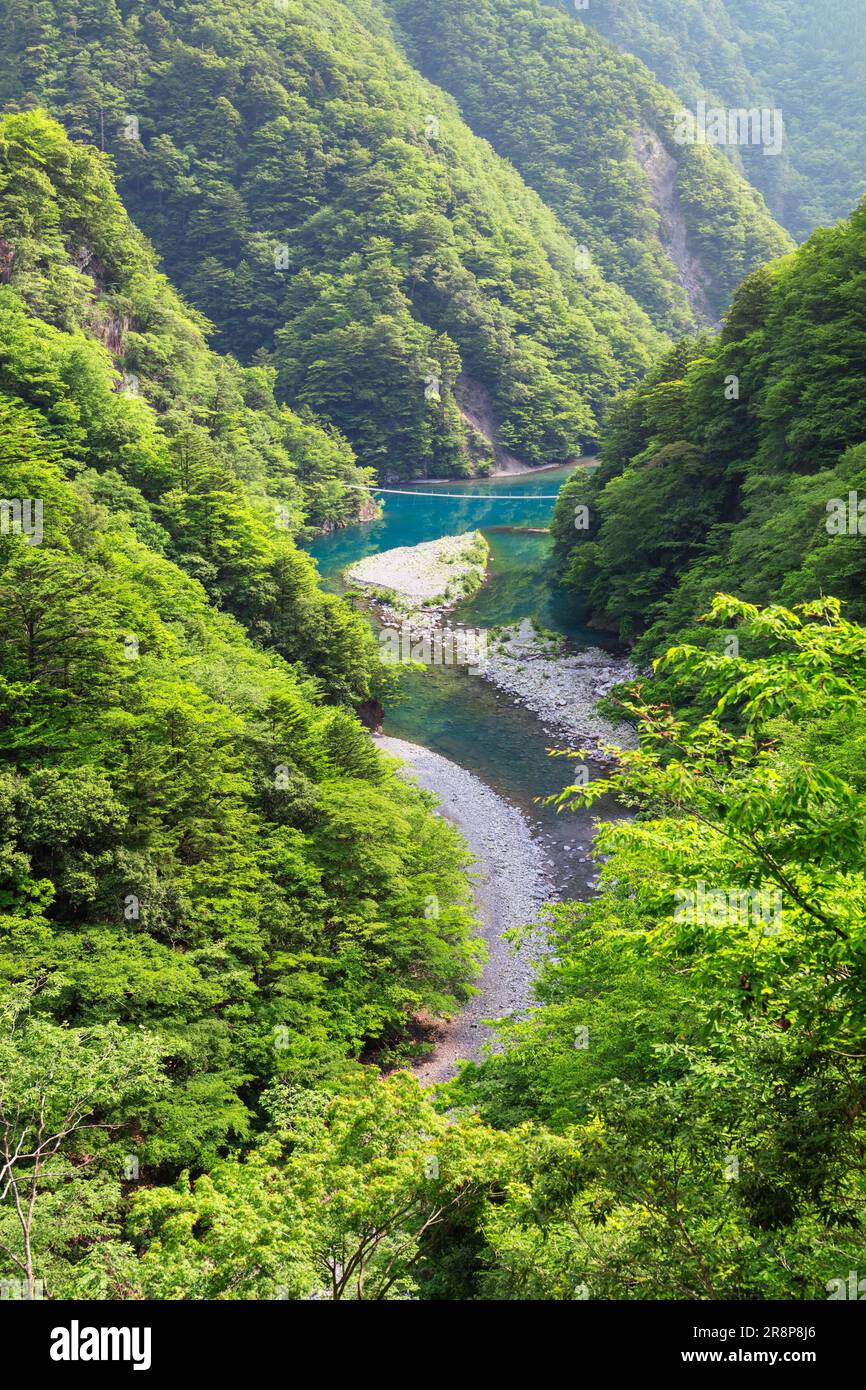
xmin=305 ymin=465 xmax=617 ymax=899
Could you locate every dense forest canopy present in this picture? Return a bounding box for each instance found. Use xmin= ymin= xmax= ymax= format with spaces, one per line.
xmin=0 ymin=114 xmax=483 ymax=1266
xmin=0 ymin=0 xmax=798 ymax=478
xmin=552 ymin=0 xmax=866 ymax=242
xmin=0 ymin=0 xmax=864 ymax=1312
xmin=387 ymin=0 xmax=793 ymax=329
xmin=552 ymin=193 xmax=866 ymax=660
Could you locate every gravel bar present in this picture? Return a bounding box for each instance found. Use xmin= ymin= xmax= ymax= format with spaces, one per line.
xmin=481 ymin=619 xmax=638 ymax=763
xmin=376 ymin=734 xmax=554 ymax=1085
xmin=346 ymin=532 xmax=487 ymax=614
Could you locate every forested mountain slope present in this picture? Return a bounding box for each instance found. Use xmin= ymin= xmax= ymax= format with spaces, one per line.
xmin=552 ymin=193 xmax=866 ymax=658
xmin=0 ymin=0 xmax=675 ymax=478
xmin=0 ymin=111 xmax=481 ymax=1188
xmin=387 ymin=0 xmax=793 ymax=329
xmin=1 ymin=62 xmax=864 ymax=1309
xmin=550 ymin=0 xmax=866 ymax=242
xmin=0 ymin=0 xmax=792 ymax=478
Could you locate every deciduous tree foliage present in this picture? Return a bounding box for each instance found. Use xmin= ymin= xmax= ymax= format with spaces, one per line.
xmin=555 ymin=0 xmax=866 ymax=242
xmin=58 ymin=595 xmax=864 ymax=1302
xmin=553 ymin=195 xmax=866 ymax=656
xmin=387 ymin=0 xmax=792 ymax=330
xmin=0 ymin=117 xmax=483 ymax=1282
xmin=0 ymin=0 xmax=677 ymax=473
xmin=1 ymin=19 xmax=863 ymax=1305
xmin=448 ymin=598 xmax=866 ymax=1298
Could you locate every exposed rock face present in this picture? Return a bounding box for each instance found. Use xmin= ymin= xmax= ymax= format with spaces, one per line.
xmin=316 ymin=493 xmax=380 ymax=534
xmin=356 ymin=698 xmax=385 ymax=733
xmin=90 ymin=309 xmax=129 ymax=356
xmin=632 ymin=126 xmax=717 ymax=328
xmin=454 ymin=373 xmax=527 ymax=474
xmin=0 ymin=237 xmax=16 ymax=282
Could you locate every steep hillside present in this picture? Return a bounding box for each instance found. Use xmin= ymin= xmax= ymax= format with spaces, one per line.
xmin=387 ymin=0 xmax=793 ymax=330
xmin=2 ymin=49 xmax=865 ymax=1311
xmin=0 ymin=0 xmax=674 ymax=477
xmin=0 ymin=109 xmax=482 ymax=1183
xmin=0 ymin=64 xmax=378 ymax=549
xmin=550 ymin=0 xmax=866 ymax=241
xmin=0 ymin=105 xmax=390 ymax=681
xmin=552 ymin=195 xmax=866 ymax=656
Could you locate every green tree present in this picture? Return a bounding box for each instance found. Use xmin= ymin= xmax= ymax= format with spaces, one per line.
xmin=0 ymin=988 xmax=165 ymax=1300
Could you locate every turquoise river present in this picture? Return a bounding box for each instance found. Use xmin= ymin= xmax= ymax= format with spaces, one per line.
xmin=305 ymin=465 xmax=618 ymax=898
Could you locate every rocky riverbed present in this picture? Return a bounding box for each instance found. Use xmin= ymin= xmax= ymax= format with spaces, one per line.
xmin=345 ymin=536 xmax=637 ymax=763
xmin=481 ymin=620 xmax=638 ymax=763
xmin=377 ymin=734 xmax=554 ymax=1085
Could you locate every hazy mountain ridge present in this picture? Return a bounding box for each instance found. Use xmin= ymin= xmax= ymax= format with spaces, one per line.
xmin=1 ymin=0 xmax=793 ymax=477
xmin=549 ymin=0 xmax=866 ymax=241
xmin=386 ymin=0 xmax=793 ymax=329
